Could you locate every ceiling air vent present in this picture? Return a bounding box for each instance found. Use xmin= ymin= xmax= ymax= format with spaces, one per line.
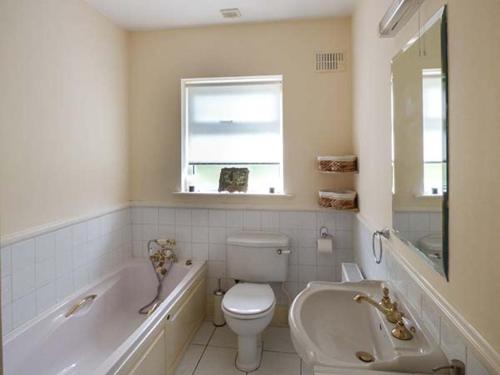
xmin=315 ymin=51 xmax=345 ymax=72
xmin=220 ymin=8 xmax=241 ymax=19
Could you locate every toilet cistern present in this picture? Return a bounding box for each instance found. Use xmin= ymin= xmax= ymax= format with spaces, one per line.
xmin=222 ymin=231 xmax=290 ymax=372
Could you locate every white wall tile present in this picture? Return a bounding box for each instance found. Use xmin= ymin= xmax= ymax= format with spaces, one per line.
xmin=209 ymin=209 xmax=226 ymax=227
xmin=12 ymin=239 xmax=35 ymax=270
xmin=336 ymin=212 xmax=353 ymax=231
xmin=298 ymin=247 xmax=316 ymax=266
xmin=56 ymin=274 xmax=74 ymax=301
xmin=225 ymin=210 xmax=243 ymax=228
xmin=175 ymin=208 xmax=192 ymax=226
xmin=176 ymin=242 xmax=192 ymax=259
xmin=36 ymin=282 xmax=57 ymax=314
xmin=192 ymin=226 xmax=209 ymax=243
xmin=159 ymin=208 xmax=175 ymax=225
xmin=209 ymin=227 xmax=226 ymax=244
xmin=335 ymin=230 xmax=353 ymax=249
xmin=408 ymin=212 xmax=430 ymax=232
xmin=12 ymin=292 xmax=36 ymax=329
xmin=87 ymin=218 xmax=101 ymax=241
xmin=209 ymin=244 xmax=226 ymax=261
xmin=35 ymin=258 xmax=56 ymax=288
xmin=191 ymin=209 xmax=209 ymax=226
xmin=175 ymin=225 xmax=192 ymax=242
xmin=140 ymin=207 xmax=159 ymax=224
xmin=208 ymin=261 xmax=226 ymax=278
xmin=72 ymin=243 xmax=88 ymax=269
xmin=1 ymin=276 xmax=12 ymax=307
xmin=429 ymin=212 xmax=443 ymax=232
xmin=317 ymin=251 xmax=334 ymax=266
xmin=243 ymin=210 xmax=261 ymax=230
xmin=421 ymin=294 xmax=441 ymax=342
xmin=466 ymin=350 xmax=491 ymax=375
xmin=261 ymin=211 xmax=280 ymax=230
xmin=316 ymin=212 xmax=336 ymax=232
xmin=71 ymin=222 xmax=88 ymax=246
xmin=35 ymin=233 xmax=56 ymax=263
xmin=192 ymin=243 xmax=209 ymax=261
xmin=55 ymin=245 xmax=73 ymax=278
xmin=440 ymin=318 xmax=467 ymax=364
xmin=157 ymin=224 xmax=175 ymax=238
xmin=12 ymin=265 xmax=36 ymax=300
xmin=317 ymin=266 xmax=335 ymax=281
xmin=142 ymin=224 xmax=159 ymax=241
xmin=287 ymin=265 xmax=298 ymax=282
xmin=1 ymin=246 xmax=12 ymax=276
xmin=298 ymin=265 xmax=317 ymax=283
xmin=74 ymin=266 xmax=89 ymax=291
xmin=2 ymin=304 xmax=13 ymax=335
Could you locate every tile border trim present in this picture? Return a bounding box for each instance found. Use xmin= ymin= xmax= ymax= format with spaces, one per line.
xmin=1 ymin=203 xmax=130 ymax=248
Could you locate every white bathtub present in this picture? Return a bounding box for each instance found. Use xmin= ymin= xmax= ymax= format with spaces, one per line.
xmin=3 ymin=259 xmax=207 ymax=375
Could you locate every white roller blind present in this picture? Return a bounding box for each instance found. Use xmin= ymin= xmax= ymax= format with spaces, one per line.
xmin=185 ymin=79 xmax=282 ymax=164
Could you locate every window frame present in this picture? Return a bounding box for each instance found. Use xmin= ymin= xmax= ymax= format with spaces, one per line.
xmin=180 ymin=75 xmax=284 ymax=194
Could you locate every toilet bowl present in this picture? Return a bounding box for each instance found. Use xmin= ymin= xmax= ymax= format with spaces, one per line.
xmin=222 ymin=283 xmax=275 ymax=371
xmin=222 ymin=232 xmax=290 ymax=372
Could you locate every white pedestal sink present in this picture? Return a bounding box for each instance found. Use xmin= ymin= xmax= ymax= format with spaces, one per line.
xmin=289 ymin=281 xmax=447 ymax=374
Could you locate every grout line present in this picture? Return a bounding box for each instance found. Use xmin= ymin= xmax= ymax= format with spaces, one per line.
xmin=191 ymin=325 xmax=217 ymax=375
xmin=262 ymin=348 xmax=297 ymax=354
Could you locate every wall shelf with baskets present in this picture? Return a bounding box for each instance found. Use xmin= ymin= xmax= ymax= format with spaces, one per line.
xmin=317 ymin=155 xmax=359 ymax=211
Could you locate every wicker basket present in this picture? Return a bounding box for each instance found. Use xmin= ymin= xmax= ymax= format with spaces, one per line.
xmin=317 ymin=155 xmax=357 ymax=173
xmin=318 ymin=190 xmax=357 ymax=210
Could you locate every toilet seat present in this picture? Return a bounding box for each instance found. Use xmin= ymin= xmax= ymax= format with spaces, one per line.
xmin=222 ymin=283 xmax=275 ymax=319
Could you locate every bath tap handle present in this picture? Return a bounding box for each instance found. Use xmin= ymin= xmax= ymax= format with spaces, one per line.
xmin=276 ymin=249 xmax=291 ymax=255
xmin=65 ymin=294 xmax=97 ymax=318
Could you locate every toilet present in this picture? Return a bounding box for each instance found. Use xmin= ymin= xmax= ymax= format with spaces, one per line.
xmin=222 ymin=231 xmax=290 ymax=372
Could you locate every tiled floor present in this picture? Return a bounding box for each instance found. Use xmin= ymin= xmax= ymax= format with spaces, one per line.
xmin=175 ymin=322 xmax=313 ymax=375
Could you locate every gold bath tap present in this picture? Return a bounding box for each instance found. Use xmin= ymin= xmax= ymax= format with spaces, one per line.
xmin=353 ymin=288 xmax=414 ymax=341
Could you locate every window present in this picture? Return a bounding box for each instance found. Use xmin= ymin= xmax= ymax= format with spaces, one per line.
xmin=181 ymin=76 xmax=283 ymax=194
xmin=422 ymin=69 xmax=444 ymax=196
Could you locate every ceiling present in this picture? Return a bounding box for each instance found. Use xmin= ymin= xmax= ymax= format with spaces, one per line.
xmin=85 ymin=0 xmax=359 ymax=31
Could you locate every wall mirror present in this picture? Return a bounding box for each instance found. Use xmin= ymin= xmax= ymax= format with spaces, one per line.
xmin=391 ymin=6 xmax=449 ymax=278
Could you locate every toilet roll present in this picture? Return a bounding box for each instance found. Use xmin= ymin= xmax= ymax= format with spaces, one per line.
xmin=317 ymin=237 xmax=333 ymax=254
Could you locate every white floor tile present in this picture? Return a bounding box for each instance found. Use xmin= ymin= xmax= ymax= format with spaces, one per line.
xmin=192 ymin=321 xmax=216 ymax=345
xmin=263 ymin=326 xmax=296 ymax=353
xmin=208 ymin=325 xmax=238 ymax=348
xmin=252 ymin=351 xmax=300 ymax=375
xmin=194 ymin=346 xmax=243 ymax=375
xmin=174 ymin=344 xmax=205 ymax=375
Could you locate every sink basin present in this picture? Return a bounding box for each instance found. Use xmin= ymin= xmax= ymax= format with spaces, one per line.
xmin=289 ymin=281 xmax=446 ymax=374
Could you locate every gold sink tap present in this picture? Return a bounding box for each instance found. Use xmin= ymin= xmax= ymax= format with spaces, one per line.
xmin=353 ymin=293 xmax=401 ymax=323
xmin=353 ymin=288 xmax=415 ymax=341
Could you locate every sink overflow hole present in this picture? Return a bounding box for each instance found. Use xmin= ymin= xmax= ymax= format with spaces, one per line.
xmin=356 ymin=351 xmax=375 ymax=363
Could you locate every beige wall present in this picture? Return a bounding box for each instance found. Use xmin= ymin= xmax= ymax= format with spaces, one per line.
xmin=0 ymin=0 xmax=130 ymax=237
xmin=353 ymin=0 xmax=500 ymax=353
xmin=129 ymin=18 xmax=353 ymax=209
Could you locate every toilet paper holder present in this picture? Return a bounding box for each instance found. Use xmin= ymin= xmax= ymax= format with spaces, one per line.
xmin=319 ymin=227 xmax=331 ymax=238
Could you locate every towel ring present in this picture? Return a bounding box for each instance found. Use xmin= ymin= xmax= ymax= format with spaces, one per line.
xmin=372 ymin=229 xmax=390 ymax=264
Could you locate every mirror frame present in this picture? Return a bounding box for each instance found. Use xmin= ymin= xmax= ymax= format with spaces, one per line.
xmin=391 ymin=6 xmax=450 ymax=280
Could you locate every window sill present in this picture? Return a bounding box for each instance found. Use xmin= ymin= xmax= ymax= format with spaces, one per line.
xmin=172 ymin=192 xmax=293 ymax=198
xmin=414 ymin=194 xmax=443 ymax=199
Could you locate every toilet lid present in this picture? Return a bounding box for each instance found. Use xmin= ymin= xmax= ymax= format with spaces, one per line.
xmin=222 ymin=283 xmax=275 ymax=315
